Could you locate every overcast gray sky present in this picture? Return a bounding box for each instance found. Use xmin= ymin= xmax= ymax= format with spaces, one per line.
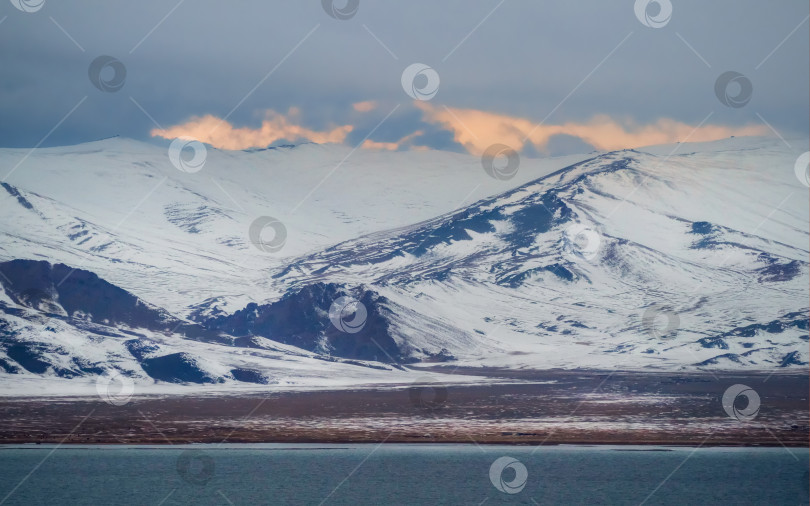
xmin=0 ymin=0 xmax=807 ymax=155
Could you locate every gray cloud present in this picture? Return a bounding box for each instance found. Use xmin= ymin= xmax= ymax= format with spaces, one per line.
xmin=0 ymin=0 xmax=806 ymax=149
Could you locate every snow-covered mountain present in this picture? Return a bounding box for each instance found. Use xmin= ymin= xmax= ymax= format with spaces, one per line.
xmin=0 ymin=136 xmax=807 ymax=394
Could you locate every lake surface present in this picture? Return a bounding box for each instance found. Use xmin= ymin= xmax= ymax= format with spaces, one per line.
xmin=0 ymin=444 xmax=807 ymax=505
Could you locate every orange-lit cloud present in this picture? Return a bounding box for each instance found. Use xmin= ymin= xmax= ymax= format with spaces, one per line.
xmin=352 ymin=100 xmax=378 ymax=113
xmin=415 ymin=102 xmax=769 ymax=155
xmin=152 ymin=104 xmax=771 ymax=154
xmin=361 ymin=130 xmax=424 ymax=151
xmin=151 ymin=108 xmax=353 ymax=150
xmin=361 ymin=139 xmax=399 ymax=150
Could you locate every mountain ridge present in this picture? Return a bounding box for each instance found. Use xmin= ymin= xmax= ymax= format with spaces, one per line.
xmin=0 ymin=136 xmax=807 ymax=393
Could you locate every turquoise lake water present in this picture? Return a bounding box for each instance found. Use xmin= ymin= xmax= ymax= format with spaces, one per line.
xmin=0 ymin=444 xmax=807 ymax=505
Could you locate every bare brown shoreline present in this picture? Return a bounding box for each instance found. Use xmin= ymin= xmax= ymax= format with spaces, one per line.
xmin=1 ymin=369 xmax=807 ymax=447
xmin=3 ymin=441 xmax=807 ymax=447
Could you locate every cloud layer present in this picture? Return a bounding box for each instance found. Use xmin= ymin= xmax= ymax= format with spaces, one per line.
xmin=151 ymin=108 xmax=353 ymax=150
xmin=152 ymin=104 xmax=770 ymax=156
xmin=414 ymin=102 xmax=769 ymax=155
xmin=0 ymin=2 xmax=805 ymax=149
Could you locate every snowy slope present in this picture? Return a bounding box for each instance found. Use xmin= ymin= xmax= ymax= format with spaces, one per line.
xmin=0 ymin=136 xmax=807 ymax=395
xmin=267 ymin=137 xmax=809 ymax=370
xmin=0 ymin=137 xmax=588 ymax=316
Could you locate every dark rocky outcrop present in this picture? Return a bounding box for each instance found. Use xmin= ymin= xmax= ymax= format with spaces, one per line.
xmin=200 ymin=282 xmax=404 ymax=363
